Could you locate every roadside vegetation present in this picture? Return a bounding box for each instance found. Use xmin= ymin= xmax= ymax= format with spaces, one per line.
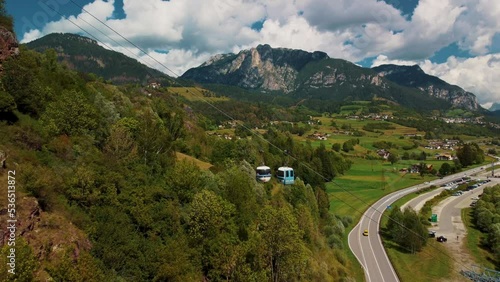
xmin=470 ymin=185 xmax=500 ymax=269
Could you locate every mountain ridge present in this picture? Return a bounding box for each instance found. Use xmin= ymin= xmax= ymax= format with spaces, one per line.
xmin=182 ymin=45 xmax=481 ymax=112
xmin=372 ymin=64 xmax=480 ymax=111
xmin=25 ymin=33 xmax=173 ymax=85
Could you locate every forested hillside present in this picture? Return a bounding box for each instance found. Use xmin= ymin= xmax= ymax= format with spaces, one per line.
xmin=26 ymin=33 xmax=173 ymax=86
xmin=0 ymin=45 xmax=354 ymax=281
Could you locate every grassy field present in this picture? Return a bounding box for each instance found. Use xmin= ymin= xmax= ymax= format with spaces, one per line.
xmin=461 ymin=208 xmax=497 ymax=270
xmin=384 ymin=239 xmax=454 ymax=282
xmin=168 ymin=87 xmax=230 ymax=102
xmin=327 ymin=158 xmax=437 ymax=221
xmin=175 ymin=152 xmax=213 ymax=170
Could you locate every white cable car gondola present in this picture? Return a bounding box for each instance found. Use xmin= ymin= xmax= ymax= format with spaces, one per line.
xmin=277 ymin=166 xmax=295 ymax=185
xmin=256 ymin=166 xmax=272 ymax=182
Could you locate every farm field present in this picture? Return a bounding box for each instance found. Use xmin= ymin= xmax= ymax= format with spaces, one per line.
xmin=327 ymin=158 xmax=438 ymax=220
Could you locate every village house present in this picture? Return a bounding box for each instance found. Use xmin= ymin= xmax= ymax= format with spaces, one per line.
xmin=409 ymin=164 xmax=433 ymax=173
xmin=308 ymin=132 xmax=328 ymax=140
xmin=377 ymin=149 xmax=390 ymax=159
xmin=435 ymin=153 xmax=454 ymax=161
xmin=148 ymin=82 xmax=161 ymax=89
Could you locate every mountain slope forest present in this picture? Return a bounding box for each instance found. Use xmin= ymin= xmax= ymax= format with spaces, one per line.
xmin=0 ymin=45 xmax=355 ymax=281
xmin=26 ymin=33 xmax=174 ymax=86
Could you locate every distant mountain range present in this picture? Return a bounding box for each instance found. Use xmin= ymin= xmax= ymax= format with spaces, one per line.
xmin=25 ymin=34 xmax=483 ymax=112
xmin=26 ymin=33 xmax=172 ymax=85
xmin=489 ymin=103 xmax=500 ymax=112
xmin=182 ymin=44 xmax=482 ymax=112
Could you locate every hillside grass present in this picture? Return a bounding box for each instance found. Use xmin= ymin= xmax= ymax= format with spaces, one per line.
xmin=384 ymin=239 xmax=454 ymax=282
xmin=175 ymin=152 xmax=213 ymax=170
xmin=168 ymin=87 xmax=229 ymax=101
xmin=461 ymin=208 xmax=497 ymax=270
xmin=327 ymin=158 xmax=436 ymax=221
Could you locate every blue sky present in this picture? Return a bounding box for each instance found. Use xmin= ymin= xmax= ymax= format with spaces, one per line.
xmin=6 ymin=0 xmax=500 ymax=107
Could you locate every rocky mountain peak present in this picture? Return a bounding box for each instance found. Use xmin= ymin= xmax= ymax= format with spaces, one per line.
xmin=182 ymin=45 xmax=331 ymax=93
xmin=373 ymin=64 xmax=480 ymax=111
xmin=376 ymin=64 xmax=424 ymax=76
xmin=181 ymin=45 xmax=484 ymax=111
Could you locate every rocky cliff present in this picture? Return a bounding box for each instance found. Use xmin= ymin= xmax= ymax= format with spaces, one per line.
xmin=184 ymin=44 xmax=329 ymax=93
xmin=181 ymin=45 xmax=477 ymax=111
xmin=373 ymin=64 xmax=481 ymax=111
xmin=0 ymin=26 xmax=19 ymax=74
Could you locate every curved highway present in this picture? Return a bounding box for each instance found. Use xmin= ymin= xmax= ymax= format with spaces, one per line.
xmin=348 ymin=162 xmax=499 ymax=282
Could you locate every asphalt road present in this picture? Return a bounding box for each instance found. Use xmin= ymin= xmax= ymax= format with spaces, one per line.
xmin=431 ymin=175 xmax=500 ymax=243
xmin=348 ymin=162 xmax=499 ymax=282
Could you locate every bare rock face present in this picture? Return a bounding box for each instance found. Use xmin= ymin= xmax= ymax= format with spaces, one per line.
xmin=183 ymin=45 xmax=482 ymax=111
xmin=373 ymin=64 xmax=481 ymax=111
xmin=182 ymin=44 xmax=328 ymax=93
xmin=0 ymin=27 xmax=19 ymax=74
xmin=0 ymin=150 xmax=6 ymax=169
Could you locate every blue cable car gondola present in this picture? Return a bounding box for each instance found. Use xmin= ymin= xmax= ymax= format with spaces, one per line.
xmin=256 ymin=166 xmax=272 ymax=182
xmin=277 ymin=166 xmax=294 ymax=185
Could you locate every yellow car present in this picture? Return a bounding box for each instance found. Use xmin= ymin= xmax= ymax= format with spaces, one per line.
xmin=363 ymin=229 xmax=369 ymax=236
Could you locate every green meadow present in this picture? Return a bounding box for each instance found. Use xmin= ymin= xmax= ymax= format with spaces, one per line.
xmin=327 ymin=158 xmax=436 ymax=220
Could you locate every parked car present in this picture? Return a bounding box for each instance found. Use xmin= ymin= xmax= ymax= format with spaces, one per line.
xmin=428 ymin=231 xmax=436 ymax=238
xmin=437 ymin=236 xmax=447 ymax=242
xmin=471 ymin=196 xmax=479 ymax=200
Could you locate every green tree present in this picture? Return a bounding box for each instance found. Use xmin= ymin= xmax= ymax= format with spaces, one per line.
xmin=400 ymin=208 xmax=427 ymax=253
xmin=188 ymin=190 xmax=239 ymax=280
xmin=0 ymin=90 xmax=17 ymax=122
xmin=387 ymin=150 xmax=399 ymax=165
xmin=331 ymin=143 xmax=341 ymax=152
xmin=154 ymin=237 xmax=201 ymax=282
xmin=0 ymin=238 xmax=38 ymax=281
xmin=46 ymin=250 xmax=106 ymax=282
xmin=386 ymin=206 xmax=405 ymax=243
xmin=104 ymin=121 xmax=138 ymax=164
xmin=220 ymin=165 xmax=258 ymax=232
xmin=487 ymin=223 xmax=500 ymax=264
xmin=135 ymin=110 xmax=174 ymax=169
xmin=256 ymin=205 xmax=307 ymax=282
xmin=419 ymin=151 xmax=427 ymax=161
xmin=166 ymin=160 xmax=207 ymax=205
xmin=457 ymin=143 xmax=484 ymax=167
xmin=386 ymin=207 xmax=427 ymax=253
xmin=0 ymin=0 xmax=14 ymax=32
xmin=2 ymin=49 xmax=52 ymax=117
xmin=439 ymin=163 xmax=452 ymax=176
xmin=41 ymin=90 xmax=98 ymax=136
